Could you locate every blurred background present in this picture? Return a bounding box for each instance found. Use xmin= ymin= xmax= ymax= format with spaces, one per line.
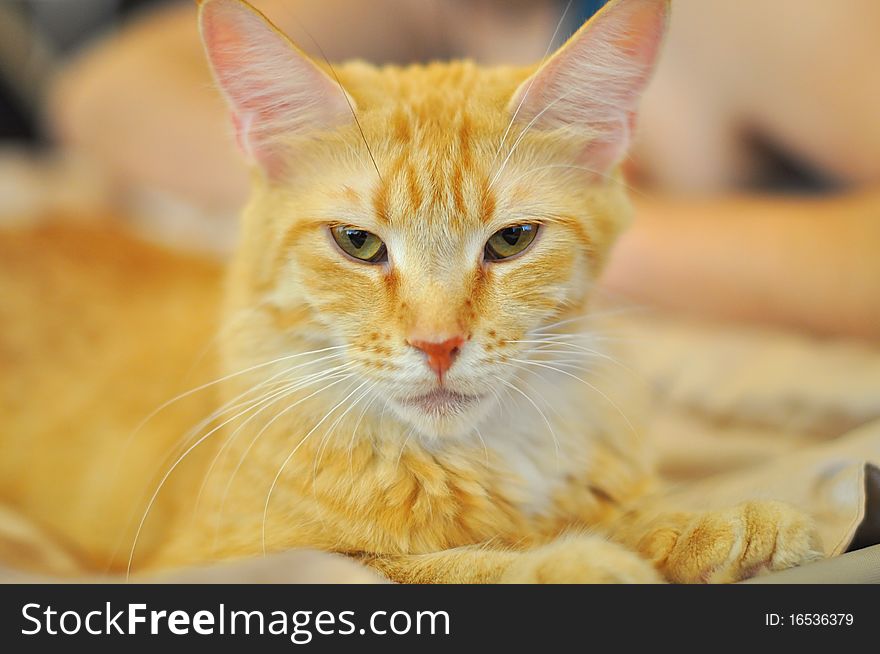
xmin=0 ymin=0 xmax=162 ymax=143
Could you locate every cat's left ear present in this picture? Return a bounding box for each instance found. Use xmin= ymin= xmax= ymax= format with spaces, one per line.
xmin=198 ymin=0 xmax=355 ymax=177
xmin=508 ymin=0 xmax=669 ymax=176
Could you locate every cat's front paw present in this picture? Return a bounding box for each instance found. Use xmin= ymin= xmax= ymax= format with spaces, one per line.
xmin=501 ymin=536 xmax=661 ymax=584
xmin=641 ymin=501 xmax=823 ymax=583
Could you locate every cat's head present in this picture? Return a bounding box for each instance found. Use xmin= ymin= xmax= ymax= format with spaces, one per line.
xmin=199 ymin=0 xmax=668 ymax=439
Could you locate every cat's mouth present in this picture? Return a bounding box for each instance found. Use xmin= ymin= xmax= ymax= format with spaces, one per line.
xmin=397 ymin=388 xmax=484 ymax=415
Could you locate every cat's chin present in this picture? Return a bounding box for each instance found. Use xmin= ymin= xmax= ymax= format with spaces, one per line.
xmin=389 ymin=388 xmax=490 ymax=439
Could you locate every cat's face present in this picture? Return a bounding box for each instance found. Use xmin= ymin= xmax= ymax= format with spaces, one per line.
xmin=201 ymin=0 xmax=668 ymax=439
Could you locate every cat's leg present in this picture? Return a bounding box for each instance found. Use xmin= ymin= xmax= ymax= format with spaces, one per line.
xmin=610 ymin=500 xmax=823 ymax=584
xmin=360 ymin=535 xmax=661 ymax=584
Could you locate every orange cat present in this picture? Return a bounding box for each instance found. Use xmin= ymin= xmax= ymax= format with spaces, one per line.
xmin=0 ymin=0 xmax=822 ymax=583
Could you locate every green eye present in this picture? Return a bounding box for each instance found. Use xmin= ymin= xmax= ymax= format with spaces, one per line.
xmin=484 ymin=223 xmax=539 ymax=261
xmin=330 ymin=225 xmax=387 ymax=263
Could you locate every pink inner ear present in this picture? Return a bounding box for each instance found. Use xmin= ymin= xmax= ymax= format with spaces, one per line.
xmin=199 ymin=0 xmax=354 ymax=176
xmin=230 ymin=113 xmax=252 ymax=158
xmin=510 ymin=0 xmax=669 ymax=176
xmin=574 ymin=114 xmax=638 ymax=178
xmin=605 ymin=0 xmax=668 ymax=72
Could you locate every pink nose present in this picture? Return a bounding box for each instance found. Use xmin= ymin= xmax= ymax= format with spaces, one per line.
xmin=408 ymin=336 xmax=465 ymax=381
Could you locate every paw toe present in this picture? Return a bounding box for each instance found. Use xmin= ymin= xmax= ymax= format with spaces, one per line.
xmin=658 ymin=501 xmax=823 ymax=583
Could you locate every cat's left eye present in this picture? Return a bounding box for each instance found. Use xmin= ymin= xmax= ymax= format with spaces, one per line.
xmin=330 ymin=225 xmax=388 ymax=263
xmin=484 ymin=223 xmax=539 ymax=261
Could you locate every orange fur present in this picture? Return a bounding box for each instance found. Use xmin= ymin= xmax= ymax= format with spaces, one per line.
xmin=0 ymin=0 xmax=822 ymax=582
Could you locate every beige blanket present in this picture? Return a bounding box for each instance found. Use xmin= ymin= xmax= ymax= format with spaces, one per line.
xmin=617 ymin=312 xmax=880 ymax=558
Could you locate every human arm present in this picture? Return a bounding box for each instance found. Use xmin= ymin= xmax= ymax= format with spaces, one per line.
xmin=602 ymin=190 xmax=880 ymax=341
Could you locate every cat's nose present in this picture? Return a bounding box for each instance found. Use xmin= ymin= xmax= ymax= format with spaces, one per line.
xmin=408 ymin=335 xmax=465 ymax=382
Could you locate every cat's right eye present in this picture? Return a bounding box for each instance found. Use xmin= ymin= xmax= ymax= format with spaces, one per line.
xmin=330 ymin=225 xmax=388 ymax=264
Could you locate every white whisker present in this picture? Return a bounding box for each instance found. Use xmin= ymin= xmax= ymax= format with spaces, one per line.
xmin=161 ymin=351 xmax=348 ymax=470
xmin=311 ymin=379 xmax=373 ymax=488
xmin=347 ymin=382 xmax=382 ymax=477
xmin=509 ymin=357 xmax=637 ymax=436
xmin=504 ymin=339 xmax=632 ymax=373
xmin=193 ymin=364 xmax=350 ymax=514
xmin=489 ymin=83 xmax=586 ymax=189
xmin=489 ymin=0 xmax=573 ymax=172
xmin=120 ymin=345 xmax=349 ymax=471
xmin=125 ymin=370 xmax=343 ymax=579
xmin=495 ymin=375 xmax=560 ymax=469
xmin=472 ymin=424 xmax=490 ymax=468
xmin=210 ymin=373 xmax=356 ymax=549
xmin=394 ymin=426 xmax=416 ymax=472
xmin=261 ymin=378 xmax=367 ymax=555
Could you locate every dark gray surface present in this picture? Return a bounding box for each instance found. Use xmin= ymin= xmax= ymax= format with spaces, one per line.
xmin=745 ymin=544 xmax=880 ymax=584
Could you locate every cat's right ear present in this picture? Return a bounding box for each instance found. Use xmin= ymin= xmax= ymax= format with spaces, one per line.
xmin=507 ymin=0 xmax=669 ymax=177
xmin=198 ymin=0 xmax=355 ymax=177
